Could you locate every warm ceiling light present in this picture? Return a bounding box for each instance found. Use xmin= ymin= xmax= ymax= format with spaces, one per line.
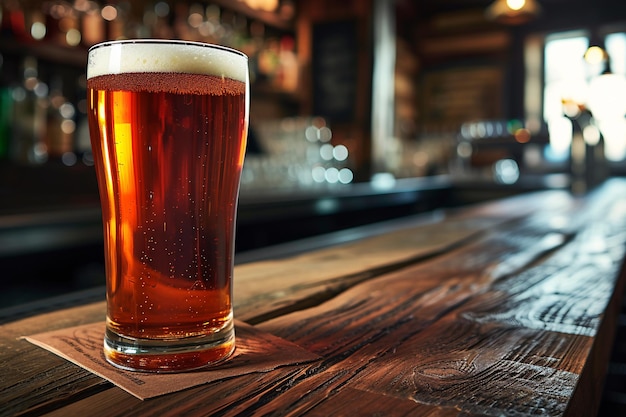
xmin=486 ymin=0 xmax=541 ymax=25
xmin=507 ymin=0 xmax=526 ymax=11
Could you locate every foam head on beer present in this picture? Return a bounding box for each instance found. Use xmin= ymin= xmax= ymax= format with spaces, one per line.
xmin=87 ymin=40 xmax=248 ymax=83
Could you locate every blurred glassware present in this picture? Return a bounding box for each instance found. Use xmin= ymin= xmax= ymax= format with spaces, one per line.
xmin=241 ymin=117 xmax=354 ymax=190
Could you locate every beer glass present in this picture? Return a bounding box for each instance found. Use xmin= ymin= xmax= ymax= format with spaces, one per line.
xmin=87 ymin=40 xmax=248 ymax=372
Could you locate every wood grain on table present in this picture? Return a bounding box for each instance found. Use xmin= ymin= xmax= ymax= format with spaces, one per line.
xmin=3 ymin=180 xmax=626 ymax=416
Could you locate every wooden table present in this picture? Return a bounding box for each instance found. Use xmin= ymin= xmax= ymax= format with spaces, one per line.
xmin=3 ymin=178 xmax=626 ymax=416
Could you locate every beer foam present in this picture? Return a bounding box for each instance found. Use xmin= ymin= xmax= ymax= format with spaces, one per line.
xmin=87 ymin=40 xmax=247 ymax=83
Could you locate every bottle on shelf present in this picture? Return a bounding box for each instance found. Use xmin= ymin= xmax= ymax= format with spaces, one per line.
xmin=45 ymin=74 xmax=76 ymax=163
xmin=79 ymin=1 xmax=105 ymax=47
xmin=1 ymin=0 xmax=28 ymax=41
xmin=11 ymin=56 xmax=48 ymax=165
xmin=74 ymin=72 xmax=92 ymax=166
xmin=276 ymin=35 xmax=298 ymax=92
xmin=0 ymin=53 xmax=13 ymax=160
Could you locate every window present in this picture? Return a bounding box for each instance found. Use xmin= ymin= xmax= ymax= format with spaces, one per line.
xmin=606 ymin=32 xmax=626 ymax=75
xmin=543 ymin=32 xmax=589 ymax=161
xmin=530 ymin=29 xmax=626 ymax=164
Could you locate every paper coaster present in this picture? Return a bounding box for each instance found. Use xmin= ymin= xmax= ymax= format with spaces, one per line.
xmin=23 ymin=320 xmax=319 ymax=400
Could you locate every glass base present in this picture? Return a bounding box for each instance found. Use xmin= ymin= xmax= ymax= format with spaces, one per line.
xmin=103 ymin=322 xmax=235 ymax=373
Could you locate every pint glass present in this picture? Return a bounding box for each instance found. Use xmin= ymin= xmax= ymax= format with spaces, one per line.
xmin=87 ymin=40 xmax=248 ymax=372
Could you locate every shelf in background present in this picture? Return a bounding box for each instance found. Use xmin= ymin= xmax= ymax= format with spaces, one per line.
xmin=0 ymin=38 xmax=87 ymax=67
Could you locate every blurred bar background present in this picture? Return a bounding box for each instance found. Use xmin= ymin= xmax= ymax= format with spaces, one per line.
xmin=1 ymin=0 xmax=625 ymax=305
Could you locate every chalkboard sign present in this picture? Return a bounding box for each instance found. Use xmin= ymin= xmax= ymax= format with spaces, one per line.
xmin=312 ymin=20 xmax=358 ymax=123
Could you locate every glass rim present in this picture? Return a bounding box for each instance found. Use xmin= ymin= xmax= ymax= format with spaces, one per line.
xmin=87 ymin=38 xmax=248 ymax=60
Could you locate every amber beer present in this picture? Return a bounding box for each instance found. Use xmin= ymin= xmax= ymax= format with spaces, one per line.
xmin=87 ymin=40 xmax=248 ymax=372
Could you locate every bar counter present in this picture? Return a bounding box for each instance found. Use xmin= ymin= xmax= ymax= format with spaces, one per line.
xmin=2 ymin=178 xmax=626 ymax=416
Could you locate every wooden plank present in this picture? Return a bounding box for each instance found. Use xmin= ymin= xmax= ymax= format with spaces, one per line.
xmin=233 ymin=189 xmax=576 ymax=324
xmin=1 ymin=183 xmax=625 ymax=416
xmin=302 ymin=387 xmax=462 ymax=417
xmin=40 ymin=372 xmax=458 ymax=416
xmin=0 ymin=303 xmax=110 ymax=417
xmin=251 ymin=187 xmax=626 ymax=416
xmin=40 ymin=370 xmax=306 ymax=417
xmin=235 ymin=216 xmax=516 ymax=324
